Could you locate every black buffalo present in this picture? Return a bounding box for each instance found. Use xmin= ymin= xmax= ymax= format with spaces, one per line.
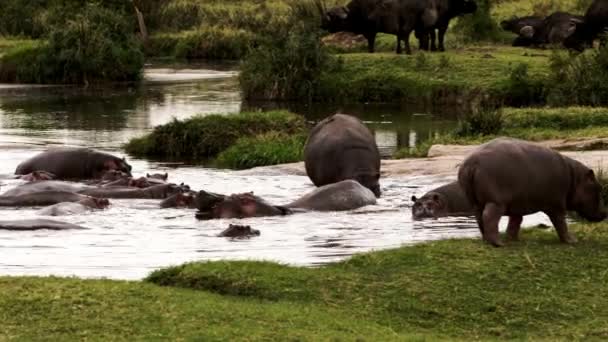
xmin=415 ymin=0 xmax=477 ymax=52
xmin=321 ymin=0 xmax=439 ymax=54
xmin=564 ymin=0 xmax=608 ymax=50
xmin=502 ymin=12 xmax=583 ymax=48
xmin=500 ymin=15 xmax=544 ymax=46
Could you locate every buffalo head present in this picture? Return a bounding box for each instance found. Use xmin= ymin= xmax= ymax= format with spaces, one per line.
xmin=321 ymin=6 xmax=351 ymax=33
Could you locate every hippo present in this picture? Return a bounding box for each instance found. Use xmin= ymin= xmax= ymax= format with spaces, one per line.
xmin=458 ymin=137 xmax=607 ymax=247
xmin=17 ymin=170 xmax=56 ymax=182
xmin=15 ymin=147 xmax=132 ymax=180
xmin=4 ymin=181 xmax=187 ymax=199
xmin=411 ymin=181 xmax=474 ymax=219
xmin=195 ymin=180 xmax=377 ymax=220
xmin=218 ymin=224 xmax=260 ymax=238
xmin=102 ymin=176 xmax=151 ymax=188
xmin=304 ymin=114 xmax=381 ymax=197
xmin=37 ymin=197 xmax=110 ymax=216
xmin=160 ymin=191 xmax=197 ymax=208
xmin=147 ymin=173 xmax=168 ymax=181
xmin=0 ymin=191 xmax=94 ymax=207
xmin=0 ymin=219 xmax=88 ymax=231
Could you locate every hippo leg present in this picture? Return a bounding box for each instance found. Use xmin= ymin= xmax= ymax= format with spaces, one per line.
xmin=548 ymin=213 xmax=577 ymax=244
xmin=481 ymin=203 xmax=505 ymax=247
xmin=506 ymin=215 xmax=523 ymax=242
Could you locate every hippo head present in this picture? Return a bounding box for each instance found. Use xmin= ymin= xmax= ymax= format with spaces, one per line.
xmin=80 ymin=197 xmax=110 ymax=209
xmin=218 ymin=224 xmax=261 ymax=238
xmin=322 ymin=6 xmax=350 ymax=33
xmin=411 ymin=194 xmax=447 ymax=220
xmin=147 ymin=172 xmax=168 ymax=181
xmin=354 ymin=172 xmax=381 ymax=198
xmin=160 ymin=191 xmax=197 ymax=208
xmin=21 ymin=170 xmax=56 ymax=182
xmin=128 ymin=177 xmax=151 ymax=188
xmin=195 ymin=192 xmax=291 ymax=220
xmin=571 ymin=169 xmax=607 ymax=222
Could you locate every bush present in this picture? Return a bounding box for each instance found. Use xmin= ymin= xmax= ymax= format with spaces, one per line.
xmin=124 ymin=110 xmax=307 ymax=160
xmin=546 ymin=47 xmax=608 ymax=106
xmin=452 ymin=0 xmax=502 ymax=42
xmin=454 ymin=105 xmax=504 ymax=137
xmin=239 ymin=0 xmax=339 ymax=101
xmin=216 ymin=132 xmax=306 ymax=169
xmin=0 ymin=0 xmax=46 ymax=37
xmin=504 ymin=63 xmax=545 ymax=106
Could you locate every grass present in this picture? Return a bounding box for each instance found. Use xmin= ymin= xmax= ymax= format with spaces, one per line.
xmin=394 ymin=106 xmax=608 ymax=158
xmin=124 ymin=110 xmax=308 ymax=161
xmin=215 ymin=132 xmax=306 ymax=169
xmin=315 ymin=46 xmax=549 ymax=105
xmin=3 ymin=223 xmax=608 ymax=339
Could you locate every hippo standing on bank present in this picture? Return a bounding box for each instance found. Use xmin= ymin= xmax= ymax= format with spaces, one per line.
xmin=15 ymin=147 xmax=132 ymax=180
xmin=411 ymin=181 xmax=474 ymax=219
xmin=304 ymin=114 xmax=381 ymax=197
xmin=195 ymin=180 xmax=377 ymax=220
xmin=458 ymin=137 xmax=606 ymax=247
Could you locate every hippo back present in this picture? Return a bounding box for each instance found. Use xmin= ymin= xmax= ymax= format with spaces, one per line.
xmin=304 ymin=114 xmax=381 ymax=196
xmin=287 ymin=179 xmax=377 ymax=211
xmin=2 ymin=180 xmax=90 ymax=197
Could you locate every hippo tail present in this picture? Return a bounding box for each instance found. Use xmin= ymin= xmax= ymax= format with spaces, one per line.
xmin=457 ymin=162 xmax=479 ymax=209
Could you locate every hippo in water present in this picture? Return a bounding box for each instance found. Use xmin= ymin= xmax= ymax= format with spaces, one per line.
xmin=15 ymin=147 xmax=132 ymax=180
xmin=304 ymin=114 xmax=382 ymax=197
xmin=0 ymin=219 xmax=88 ymax=231
xmin=0 ymin=191 xmax=95 ymax=207
xmin=458 ymin=137 xmax=607 ymax=247
xmin=411 ymin=181 xmax=474 ymax=219
xmin=37 ymin=197 xmax=110 ymax=216
xmin=160 ymin=191 xmax=197 ymax=208
xmin=195 ymin=180 xmax=377 ymax=219
xmin=218 ymin=224 xmax=261 ymax=238
xmin=4 ymin=181 xmax=187 ymax=199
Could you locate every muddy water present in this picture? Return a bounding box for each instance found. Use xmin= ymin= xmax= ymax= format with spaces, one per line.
xmin=0 ymin=63 xmax=551 ymax=280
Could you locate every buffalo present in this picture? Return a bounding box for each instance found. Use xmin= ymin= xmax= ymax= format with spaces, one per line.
xmin=501 ymin=12 xmax=583 ymax=48
xmin=500 ymin=15 xmax=544 ymax=46
xmin=564 ymin=0 xmax=608 ymax=50
xmin=321 ymin=0 xmax=439 ymax=54
xmin=415 ymin=0 xmax=478 ymax=52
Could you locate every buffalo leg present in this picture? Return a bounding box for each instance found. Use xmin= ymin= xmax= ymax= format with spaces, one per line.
xmin=365 ymin=32 xmax=377 ymax=53
xmin=548 ymin=212 xmax=577 ymax=244
xmin=430 ymin=29 xmax=437 ymax=51
xmin=506 ymin=215 xmax=523 ymax=241
xmin=482 ymin=203 xmax=505 ymax=247
xmin=437 ymin=25 xmax=447 ymax=52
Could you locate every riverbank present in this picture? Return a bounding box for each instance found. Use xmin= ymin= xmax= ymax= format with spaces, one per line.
xmin=3 ymin=222 xmax=608 ymax=340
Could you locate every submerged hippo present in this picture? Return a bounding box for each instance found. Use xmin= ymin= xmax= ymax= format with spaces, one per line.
xmin=0 ymin=219 xmax=88 ymax=231
xmin=195 ymin=180 xmax=377 ymax=220
xmin=18 ymin=170 xmax=56 ymax=182
xmin=147 ymin=173 xmax=168 ymax=181
xmin=4 ymin=181 xmax=186 ymax=199
xmin=304 ymin=113 xmax=382 ymax=197
xmin=458 ymin=137 xmax=607 ymax=247
xmin=411 ymin=181 xmax=474 ymax=219
xmin=0 ymin=191 xmax=94 ymax=207
xmin=15 ymin=147 xmax=132 ymax=180
xmin=160 ymin=191 xmax=197 ymax=208
xmin=37 ymin=197 xmax=110 ymax=216
xmin=218 ymin=224 xmax=260 ymax=238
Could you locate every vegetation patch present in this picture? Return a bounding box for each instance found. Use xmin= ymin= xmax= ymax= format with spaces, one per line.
xmin=124 ymin=110 xmax=307 ymax=161
xmin=215 ymin=132 xmax=306 ymax=169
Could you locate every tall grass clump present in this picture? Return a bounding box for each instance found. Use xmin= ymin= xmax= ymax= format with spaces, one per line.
xmin=124 ymin=110 xmax=307 ymax=160
xmin=546 ymin=47 xmax=608 ymax=106
xmin=239 ymin=0 xmax=340 ymax=101
xmin=453 ymin=105 xmax=504 ymax=137
xmin=216 ymin=132 xmax=306 ymax=169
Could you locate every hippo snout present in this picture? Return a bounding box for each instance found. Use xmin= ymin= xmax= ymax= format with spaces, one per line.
xmin=371 ymin=185 xmax=381 ymax=198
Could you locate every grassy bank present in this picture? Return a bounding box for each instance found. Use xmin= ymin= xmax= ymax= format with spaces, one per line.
xmin=3 ymin=223 xmax=608 ymax=340
xmin=395 ymin=106 xmax=608 ymax=158
xmin=124 ymin=110 xmax=307 ymax=161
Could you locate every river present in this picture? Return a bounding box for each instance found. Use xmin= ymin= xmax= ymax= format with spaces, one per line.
xmin=0 ymin=62 xmax=551 ymax=280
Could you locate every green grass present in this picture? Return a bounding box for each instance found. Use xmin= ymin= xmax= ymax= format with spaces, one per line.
xmin=215 ymin=132 xmax=306 ymax=169
xmin=394 ymin=106 xmax=608 ymax=158
xmin=3 ymin=223 xmax=608 ymax=340
xmin=124 ymin=110 xmax=308 ymax=161
xmin=315 ymin=46 xmax=548 ymax=104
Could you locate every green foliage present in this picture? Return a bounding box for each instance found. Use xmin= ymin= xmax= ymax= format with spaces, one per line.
xmin=124 ymin=110 xmax=307 ymax=160
xmin=546 ymin=47 xmax=608 ymax=106
xmin=216 ymin=132 xmax=306 ymax=169
xmin=239 ymin=0 xmax=339 ymax=101
xmin=504 ymin=107 xmax=608 ymax=130
xmin=453 ymin=0 xmax=502 ymax=42
xmin=144 ymin=223 xmax=608 ymax=340
xmin=0 ymin=0 xmax=46 ymax=37
xmin=504 ymin=62 xmax=546 ymax=106
xmin=454 ymin=105 xmax=503 ymax=137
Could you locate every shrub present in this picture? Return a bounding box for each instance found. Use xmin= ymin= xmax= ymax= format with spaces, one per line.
xmin=124 ymin=110 xmax=307 ymax=160
xmin=0 ymin=0 xmax=46 ymax=37
xmin=504 ymin=63 xmax=545 ymax=106
xmin=239 ymin=0 xmax=339 ymax=101
xmin=216 ymin=132 xmax=306 ymax=169
xmin=452 ymin=0 xmax=501 ymax=42
xmin=454 ymin=105 xmax=504 ymax=137
xmin=546 ymin=47 xmax=608 ymax=106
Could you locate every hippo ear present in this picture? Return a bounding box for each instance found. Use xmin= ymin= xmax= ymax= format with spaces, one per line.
xmin=411 ymin=195 xmax=417 ymax=202
xmin=146 ymin=173 xmax=150 ymax=177
xmin=163 ymin=172 xmax=168 ymax=179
